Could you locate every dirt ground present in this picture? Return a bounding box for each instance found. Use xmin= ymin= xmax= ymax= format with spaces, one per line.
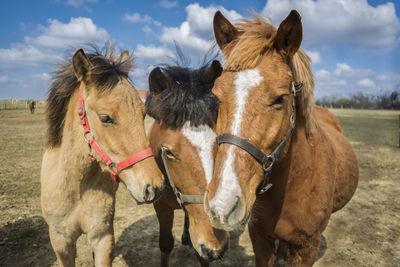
xmin=0 ymin=108 xmax=399 ymax=267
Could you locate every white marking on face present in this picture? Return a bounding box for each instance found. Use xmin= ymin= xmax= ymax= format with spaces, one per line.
xmin=210 ymin=68 xmax=263 ymax=221
xmin=181 ymin=122 xmax=217 ymax=184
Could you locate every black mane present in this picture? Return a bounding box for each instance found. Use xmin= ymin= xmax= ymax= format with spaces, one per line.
xmin=145 ymin=64 xmax=220 ymax=128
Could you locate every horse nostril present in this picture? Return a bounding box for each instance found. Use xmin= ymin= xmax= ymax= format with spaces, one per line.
xmin=143 ymin=184 xmax=155 ymax=202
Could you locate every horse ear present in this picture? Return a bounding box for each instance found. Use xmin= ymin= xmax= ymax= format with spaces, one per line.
xmin=204 ymin=60 xmax=222 ymax=87
xmin=274 ymin=10 xmax=303 ymax=58
xmin=148 ymin=67 xmax=170 ymax=96
xmin=72 ymin=49 xmax=93 ymax=82
xmin=213 ymin=11 xmax=239 ymax=50
xmin=120 ymin=50 xmax=130 ymax=62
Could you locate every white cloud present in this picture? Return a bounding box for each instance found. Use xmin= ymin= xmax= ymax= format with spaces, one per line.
xmin=160 ymin=3 xmax=242 ymax=57
xmin=142 ymin=26 xmax=154 ymax=35
xmin=25 ymin=17 xmax=109 ymax=49
xmin=304 ymin=49 xmax=321 ymax=64
xmin=0 ymin=75 xmax=9 ymax=83
xmin=136 ymin=44 xmax=174 ymax=60
xmin=0 ymin=45 xmax=52 ymax=69
xmin=159 ymin=0 xmax=178 ymax=9
xmin=65 ymin=0 xmax=97 ymax=7
xmin=333 ymin=63 xmax=374 ymax=78
xmin=377 ymin=72 xmax=400 ymax=82
xmin=262 ymin=0 xmax=400 ymax=49
xmin=334 ymin=63 xmax=352 ymax=76
xmin=32 ymin=72 xmax=51 ymax=81
xmin=123 ymin=12 xmax=152 ymax=23
xmin=185 ymin=3 xmax=242 ymax=40
xmin=0 ymin=17 xmax=109 ymax=69
xmin=314 ymin=63 xmax=398 ymax=98
xmin=357 ymin=78 xmax=376 ymax=87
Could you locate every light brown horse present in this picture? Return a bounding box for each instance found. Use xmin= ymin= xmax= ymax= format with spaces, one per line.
xmin=41 ymin=45 xmax=164 ymax=267
xmin=146 ymin=62 xmax=229 ymax=266
xmin=204 ymin=11 xmax=359 ymax=266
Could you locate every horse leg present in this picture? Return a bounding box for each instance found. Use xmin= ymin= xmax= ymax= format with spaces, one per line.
xmin=87 ymin=229 xmax=114 ymax=267
xmin=287 ymin=234 xmax=321 ymax=267
xmin=154 ymin=201 xmax=175 ymax=267
xmin=49 ymin=227 xmax=78 ymax=267
xmin=181 ymin=212 xmax=192 ymax=247
xmin=248 ymin=222 xmax=276 ymax=267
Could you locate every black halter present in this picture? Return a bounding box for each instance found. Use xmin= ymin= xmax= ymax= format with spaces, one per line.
xmin=215 ymin=82 xmax=303 ymax=194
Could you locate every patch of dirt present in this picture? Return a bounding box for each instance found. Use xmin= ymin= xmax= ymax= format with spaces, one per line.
xmin=1 ymin=109 xmax=399 ymax=266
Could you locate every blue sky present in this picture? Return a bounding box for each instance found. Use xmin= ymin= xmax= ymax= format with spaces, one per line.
xmin=0 ymin=0 xmax=399 ymax=99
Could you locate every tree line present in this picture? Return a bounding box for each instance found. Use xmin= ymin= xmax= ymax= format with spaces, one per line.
xmin=316 ymin=90 xmax=400 ymax=110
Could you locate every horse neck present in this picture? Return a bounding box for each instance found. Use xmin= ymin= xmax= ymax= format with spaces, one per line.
xmin=58 ymin=89 xmax=96 ymax=180
xmin=270 ymin=114 xmax=312 ymax=190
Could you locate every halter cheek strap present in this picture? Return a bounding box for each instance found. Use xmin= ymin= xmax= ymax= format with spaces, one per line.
xmin=160 ymin=146 xmax=204 ymax=207
xmin=78 ymin=85 xmax=154 ymax=181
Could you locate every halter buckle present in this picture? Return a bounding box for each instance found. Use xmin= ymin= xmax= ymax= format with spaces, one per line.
xmin=78 ymin=105 xmax=86 ymax=119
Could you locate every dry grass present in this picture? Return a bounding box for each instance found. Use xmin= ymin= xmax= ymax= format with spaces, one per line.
xmin=0 ymin=107 xmax=399 ymax=266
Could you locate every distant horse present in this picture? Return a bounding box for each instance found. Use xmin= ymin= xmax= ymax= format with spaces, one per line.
xmin=204 ymin=11 xmax=359 ymax=266
xmin=146 ymin=61 xmax=228 ymax=266
xmin=41 ymin=45 xmax=164 ymax=266
xmin=28 ymin=100 xmax=36 ymax=114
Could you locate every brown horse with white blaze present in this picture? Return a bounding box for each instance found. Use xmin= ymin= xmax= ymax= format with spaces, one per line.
xmin=204 ymin=11 xmax=358 ymax=266
xmin=146 ymin=61 xmax=229 ymax=266
xmin=41 ymin=45 xmax=164 ymax=266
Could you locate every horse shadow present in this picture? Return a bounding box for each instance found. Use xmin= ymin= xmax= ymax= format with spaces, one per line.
xmin=0 ymin=216 xmax=56 ymax=267
xmin=114 ymin=214 xmax=254 ymax=266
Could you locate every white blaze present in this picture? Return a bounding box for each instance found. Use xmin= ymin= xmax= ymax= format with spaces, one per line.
xmin=210 ymin=68 xmax=263 ymax=220
xmin=181 ymin=122 xmax=217 ymax=184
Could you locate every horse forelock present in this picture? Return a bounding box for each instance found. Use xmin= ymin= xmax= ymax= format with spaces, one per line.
xmin=222 ymin=13 xmax=316 ymax=134
xmin=45 ymin=43 xmax=135 ymax=148
xmin=145 ymin=65 xmax=219 ymax=128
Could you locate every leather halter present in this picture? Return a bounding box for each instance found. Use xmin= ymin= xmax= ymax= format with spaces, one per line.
xmin=216 ymin=82 xmax=303 ymax=194
xmin=159 ymin=134 xmax=204 ymax=207
xmin=78 ymin=85 xmax=154 ymax=182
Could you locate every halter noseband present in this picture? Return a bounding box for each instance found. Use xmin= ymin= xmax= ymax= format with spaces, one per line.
xmin=216 ymin=82 xmax=303 ymax=194
xmin=78 ymin=85 xmax=154 ymax=182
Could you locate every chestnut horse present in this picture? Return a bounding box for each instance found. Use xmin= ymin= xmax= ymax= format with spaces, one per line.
xmin=204 ymin=11 xmax=358 ymax=266
xmin=41 ymin=45 xmax=164 ymax=266
xmin=146 ymin=61 xmax=229 ymax=266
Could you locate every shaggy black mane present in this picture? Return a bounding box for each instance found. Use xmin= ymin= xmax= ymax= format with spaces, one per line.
xmin=145 ymin=63 xmax=220 ymax=128
xmin=46 ymin=43 xmax=134 ymax=147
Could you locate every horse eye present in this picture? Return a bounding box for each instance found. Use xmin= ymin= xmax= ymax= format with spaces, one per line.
xmin=270 ymin=94 xmax=287 ymax=106
xmin=98 ymin=114 xmax=114 ymax=125
xmin=164 ymin=148 xmax=176 ymax=159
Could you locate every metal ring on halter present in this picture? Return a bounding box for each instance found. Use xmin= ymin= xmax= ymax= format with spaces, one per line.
xmin=262 ymin=156 xmax=274 ymax=172
xmin=83 ymin=131 xmax=94 ymax=144
xmin=294 ymin=82 xmax=304 ymax=95
xmin=108 ymin=162 xmax=120 ymax=176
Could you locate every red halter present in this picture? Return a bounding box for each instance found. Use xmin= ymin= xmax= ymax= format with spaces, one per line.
xmin=78 ymin=85 xmax=154 ymax=182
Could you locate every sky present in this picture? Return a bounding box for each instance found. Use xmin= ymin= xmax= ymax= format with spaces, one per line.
xmin=0 ymin=0 xmax=399 ymax=100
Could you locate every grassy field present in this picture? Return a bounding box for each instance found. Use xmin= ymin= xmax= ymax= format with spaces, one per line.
xmin=0 ymin=107 xmax=399 ymax=266
xmin=0 ymin=100 xmax=45 ymax=110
